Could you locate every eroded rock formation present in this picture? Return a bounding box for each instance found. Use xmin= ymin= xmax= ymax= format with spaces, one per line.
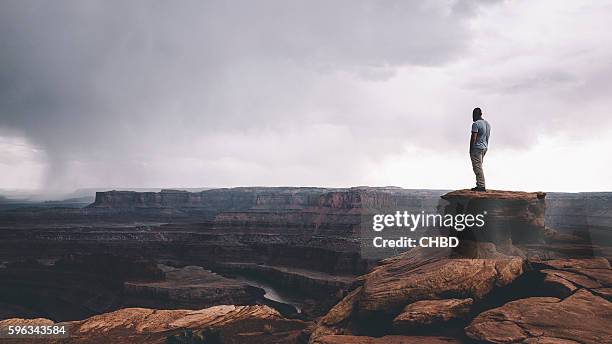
xmin=391 ymin=298 xmax=473 ymax=333
xmin=310 ymin=190 xmax=612 ymax=344
xmin=465 ymin=289 xmax=612 ymax=343
xmin=440 ymin=189 xmax=546 ymax=246
xmin=0 ymin=305 xmax=308 ymax=344
xmin=1 ymin=188 xmax=611 ymax=343
xmin=0 ymin=187 xmax=444 ymax=321
xmin=310 ymin=244 xmax=525 ymax=339
xmin=123 ymin=265 xmax=263 ymax=310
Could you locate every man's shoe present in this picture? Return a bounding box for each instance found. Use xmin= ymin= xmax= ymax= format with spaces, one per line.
xmin=471 ymin=186 xmax=486 ymax=192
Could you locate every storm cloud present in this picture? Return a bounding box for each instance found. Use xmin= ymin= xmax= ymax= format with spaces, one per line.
xmin=1 ymin=1 xmax=612 ymax=192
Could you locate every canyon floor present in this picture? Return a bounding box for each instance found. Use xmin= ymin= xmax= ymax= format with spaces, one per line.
xmin=0 ymin=187 xmax=610 ymax=343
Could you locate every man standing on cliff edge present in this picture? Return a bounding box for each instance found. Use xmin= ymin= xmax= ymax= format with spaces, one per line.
xmin=470 ymin=107 xmax=491 ymax=192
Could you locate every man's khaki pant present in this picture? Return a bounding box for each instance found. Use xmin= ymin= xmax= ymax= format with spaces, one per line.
xmin=470 ymin=148 xmax=487 ymax=188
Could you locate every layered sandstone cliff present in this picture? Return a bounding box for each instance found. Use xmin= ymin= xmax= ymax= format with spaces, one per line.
xmin=88 ymin=187 xmax=340 ymax=211
xmin=0 ymin=187 xmax=445 ymax=322
xmin=440 ymin=189 xmax=546 ymax=246
xmin=87 ymin=187 xmax=442 ymax=211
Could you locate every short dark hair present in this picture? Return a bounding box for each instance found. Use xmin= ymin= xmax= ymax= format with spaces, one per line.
xmin=473 ymin=107 xmax=482 ymax=118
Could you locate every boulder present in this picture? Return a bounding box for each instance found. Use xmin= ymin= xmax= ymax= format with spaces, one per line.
xmin=310 ymin=245 xmax=524 ymax=341
xmin=358 ymin=248 xmax=523 ymax=316
xmin=392 ymin=298 xmax=472 ymax=333
xmin=534 ymin=258 xmax=612 ymax=298
xmin=465 ymin=289 xmax=612 ymax=343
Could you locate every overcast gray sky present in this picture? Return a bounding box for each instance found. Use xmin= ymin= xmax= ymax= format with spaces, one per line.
xmin=1 ymin=0 xmax=612 ymax=193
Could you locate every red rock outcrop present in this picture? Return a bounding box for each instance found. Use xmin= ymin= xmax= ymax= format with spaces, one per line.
xmin=312 ymin=252 xmax=612 ymax=344
xmin=465 ymin=289 xmax=612 ymax=343
xmin=534 ymin=258 xmax=612 ymax=299
xmin=357 ymin=254 xmax=523 ymax=317
xmin=311 ymin=190 xmax=611 ymax=343
xmin=310 ymin=244 xmax=525 ymax=340
xmin=0 ymin=305 xmax=308 ymax=344
xmin=391 ymin=298 xmax=473 ymax=333
xmin=440 ymin=189 xmax=546 ymax=246
xmin=2 ymin=187 xmax=611 ymax=343
xmin=0 ymin=187 xmax=446 ymax=323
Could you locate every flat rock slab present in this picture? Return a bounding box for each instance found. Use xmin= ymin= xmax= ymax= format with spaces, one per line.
xmin=535 ymin=258 xmax=611 ymax=270
xmin=392 ymin=298 xmax=473 ymax=332
xmin=359 ymin=255 xmax=523 ymax=315
xmin=465 ymin=289 xmax=612 ymax=344
xmin=541 ymin=269 xmax=602 ymax=289
xmin=536 ymin=258 xmax=612 ymax=298
xmin=441 ymin=190 xmax=546 ymax=201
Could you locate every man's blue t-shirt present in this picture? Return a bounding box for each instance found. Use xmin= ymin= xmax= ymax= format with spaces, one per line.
xmin=471 ymin=119 xmax=491 ymax=150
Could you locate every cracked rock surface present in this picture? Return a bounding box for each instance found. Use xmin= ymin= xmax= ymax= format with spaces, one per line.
xmin=465 ymin=289 xmax=612 ymax=343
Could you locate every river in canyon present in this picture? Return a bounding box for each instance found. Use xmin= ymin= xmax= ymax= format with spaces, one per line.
xmin=228 ymin=273 xmax=306 ymax=315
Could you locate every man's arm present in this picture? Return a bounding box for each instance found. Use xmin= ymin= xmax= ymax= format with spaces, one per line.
xmin=470 ymin=122 xmax=478 ymax=149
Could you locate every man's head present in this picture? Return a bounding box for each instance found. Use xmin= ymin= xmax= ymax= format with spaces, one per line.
xmin=472 ymin=107 xmax=482 ymax=122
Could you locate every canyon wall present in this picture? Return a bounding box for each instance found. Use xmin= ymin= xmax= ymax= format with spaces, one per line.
xmin=546 ymin=193 xmax=612 ymax=251
xmin=0 ymin=187 xmax=444 ymax=321
xmin=0 ymin=187 xmax=612 ymax=330
xmin=2 ymin=187 xmax=445 ymax=273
